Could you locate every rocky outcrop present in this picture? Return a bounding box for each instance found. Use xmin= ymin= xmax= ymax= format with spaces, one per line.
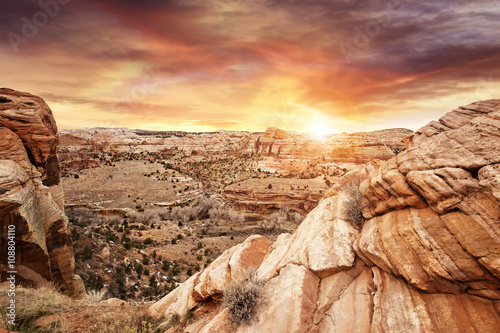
xmin=149 ymin=235 xmax=271 ymax=321
xmin=149 ymin=99 xmax=500 ymax=332
xmin=224 ymin=188 xmax=323 ymax=214
xmin=0 ymin=88 xmax=84 ymax=298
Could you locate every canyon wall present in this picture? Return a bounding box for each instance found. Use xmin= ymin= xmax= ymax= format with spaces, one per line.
xmin=58 ymin=125 xmax=410 ymax=163
xmin=0 ymin=88 xmax=84 ymax=298
xmin=149 ymin=99 xmax=500 ymax=332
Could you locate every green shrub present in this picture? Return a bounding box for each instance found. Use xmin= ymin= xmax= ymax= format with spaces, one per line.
xmin=75 ymin=246 xmax=93 ymax=262
xmin=182 ymin=310 xmax=194 ymax=325
xmin=223 ymin=270 xmax=265 ymax=327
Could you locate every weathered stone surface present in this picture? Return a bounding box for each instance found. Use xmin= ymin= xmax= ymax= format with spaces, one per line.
xmin=185 ymin=308 xmax=231 ymax=333
xmin=479 ymin=164 xmax=500 ymax=201
xmin=371 ymin=267 xmax=500 ymax=333
xmin=314 ymin=268 xmax=374 ymax=333
xmin=258 ymin=196 xmax=358 ymax=279
xmin=193 ymin=235 xmax=271 ymax=300
xmin=399 ymin=102 xmax=500 ymax=173
xmin=361 ymin=159 xmax=427 ymax=218
xmin=97 ymin=298 xmax=128 ymax=307
xmin=313 ymin=259 xmax=367 ymax=324
xmin=0 ymin=89 xmax=84 ymax=298
xmin=0 ymin=88 xmax=61 ymax=187
xmin=355 ymin=207 xmax=500 ymax=294
xmin=243 ymin=264 xmax=319 ymax=333
xmin=407 ymin=167 xmax=478 ymax=214
xmin=224 ymin=188 xmax=322 ymax=214
xmin=149 ymin=272 xmax=201 ymax=320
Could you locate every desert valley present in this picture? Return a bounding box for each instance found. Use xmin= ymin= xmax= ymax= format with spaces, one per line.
xmin=1 ymin=88 xmax=500 ymax=333
xmin=57 ymin=118 xmax=409 ymax=302
xmin=3 ymin=0 xmax=500 ymax=332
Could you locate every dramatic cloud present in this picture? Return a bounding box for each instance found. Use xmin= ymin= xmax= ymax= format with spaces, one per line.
xmin=1 ymin=0 xmax=499 ymax=132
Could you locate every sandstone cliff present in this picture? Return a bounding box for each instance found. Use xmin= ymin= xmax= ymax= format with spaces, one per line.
xmin=0 ymin=88 xmax=84 ymax=298
xmin=149 ymin=99 xmax=500 ymax=332
xmin=58 ymin=125 xmax=409 ymax=164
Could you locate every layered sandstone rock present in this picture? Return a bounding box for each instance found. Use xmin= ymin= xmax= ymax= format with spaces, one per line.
xmin=223 ymin=187 xmax=323 ymax=214
xmin=59 ymin=126 xmax=409 ymax=164
xmin=0 ymin=88 xmax=84 ymax=298
xmin=149 ymin=100 xmax=500 ymax=332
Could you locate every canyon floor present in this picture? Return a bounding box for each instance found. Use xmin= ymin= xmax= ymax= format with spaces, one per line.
xmin=58 ymin=126 xmax=408 ymax=302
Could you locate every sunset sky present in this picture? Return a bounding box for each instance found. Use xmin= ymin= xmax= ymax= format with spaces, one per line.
xmin=1 ymin=0 xmax=499 ymax=134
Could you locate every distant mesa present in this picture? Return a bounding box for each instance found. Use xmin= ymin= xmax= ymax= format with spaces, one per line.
xmin=264 ymin=126 xmax=289 ymax=139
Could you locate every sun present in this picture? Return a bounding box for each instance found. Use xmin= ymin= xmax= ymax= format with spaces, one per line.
xmin=309 ymin=120 xmax=330 ymax=139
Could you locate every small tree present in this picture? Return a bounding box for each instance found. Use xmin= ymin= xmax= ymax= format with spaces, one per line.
xmin=208 ymin=206 xmax=225 ymax=226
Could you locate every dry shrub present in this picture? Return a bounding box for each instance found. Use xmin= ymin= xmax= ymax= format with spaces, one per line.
xmin=69 ymin=208 xmax=97 ymax=220
xmin=128 ymin=211 xmax=160 ymax=224
xmin=343 ymin=180 xmax=364 ymax=228
xmin=223 ymin=270 xmax=266 ymax=328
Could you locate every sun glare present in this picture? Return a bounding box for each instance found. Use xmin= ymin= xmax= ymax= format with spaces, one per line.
xmin=309 ymin=119 xmax=330 ymax=139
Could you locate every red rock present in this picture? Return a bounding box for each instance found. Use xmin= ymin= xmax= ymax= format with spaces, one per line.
xmin=0 ymin=89 xmax=84 ymax=298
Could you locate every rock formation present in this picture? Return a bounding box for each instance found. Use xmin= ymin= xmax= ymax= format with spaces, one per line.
xmin=149 ymin=99 xmax=500 ymax=332
xmin=0 ymin=88 xmax=84 ymax=298
xmin=58 ymin=126 xmax=409 ymax=164
xmin=223 ymin=187 xmax=323 ymax=214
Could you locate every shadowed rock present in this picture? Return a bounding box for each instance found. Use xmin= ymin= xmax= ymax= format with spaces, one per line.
xmin=0 ymin=88 xmax=84 ymax=298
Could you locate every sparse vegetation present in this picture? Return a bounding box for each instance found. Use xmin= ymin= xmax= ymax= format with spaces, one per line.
xmin=223 ymin=269 xmax=266 ymax=328
xmin=0 ymin=285 xmax=161 ymax=332
xmin=86 ymin=289 xmax=107 ymax=304
xmin=343 ymin=179 xmax=364 ymax=228
xmin=0 ymin=286 xmax=70 ymax=331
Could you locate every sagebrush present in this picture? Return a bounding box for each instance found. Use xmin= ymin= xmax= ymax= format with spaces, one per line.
xmin=343 ymin=180 xmax=364 ymax=228
xmin=223 ymin=270 xmax=266 ymax=327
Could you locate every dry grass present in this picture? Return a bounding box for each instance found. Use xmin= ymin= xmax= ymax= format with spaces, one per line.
xmin=86 ymin=289 xmax=107 ymax=305
xmin=222 ymin=269 xmax=266 ymax=328
xmin=343 ymin=180 xmax=364 ymax=228
xmin=0 ymin=285 xmax=72 ymax=332
xmin=94 ymin=307 xmax=160 ymax=333
xmin=0 ymin=286 xmax=160 ymax=333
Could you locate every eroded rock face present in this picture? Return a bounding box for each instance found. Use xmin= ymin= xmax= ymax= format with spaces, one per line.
xmin=150 ymin=99 xmax=500 ymax=332
xmin=0 ymin=88 xmax=84 ymax=298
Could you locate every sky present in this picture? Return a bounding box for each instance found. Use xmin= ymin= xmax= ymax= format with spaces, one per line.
xmin=1 ymin=0 xmax=499 ymax=134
